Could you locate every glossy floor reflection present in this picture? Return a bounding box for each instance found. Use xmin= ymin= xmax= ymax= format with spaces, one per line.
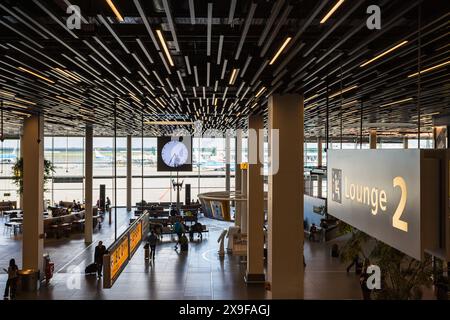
xmin=1 ymin=209 xmax=367 ymax=300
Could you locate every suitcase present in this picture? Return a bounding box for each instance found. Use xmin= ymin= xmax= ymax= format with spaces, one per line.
xmin=85 ymin=263 xmax=98 ymax=274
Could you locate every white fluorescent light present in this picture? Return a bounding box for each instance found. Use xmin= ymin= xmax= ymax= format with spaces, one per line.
xmin=269 ymin=37 xmax=292 ymax=65
xmin=156 ymin=30 xmax=174 ymax=67
xmin=320 ymin=0 xmax=345 ymax=24
xmin=360 ymin=41 xmax=408 ymax=67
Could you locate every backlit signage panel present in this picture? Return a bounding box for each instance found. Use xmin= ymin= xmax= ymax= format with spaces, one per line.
xmin=328 ymin=150 xmax=423 ymax=259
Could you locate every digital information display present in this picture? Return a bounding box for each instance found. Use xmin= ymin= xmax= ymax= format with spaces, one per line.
xmin=157 ymin=136 xmax=192 ymax=171
xmin=110 ymin=236 xmax=129 ymax=281
xmin=103 ymin=213 xmax=149 ymax=288
xmin=130 ymin=221 xmax=142 ymax=255
xmin=327 ymin=149 xmax=441 ymax=260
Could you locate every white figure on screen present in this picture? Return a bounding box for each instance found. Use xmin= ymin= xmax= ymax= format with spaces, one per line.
xmin=217 ymin=229 xmax=228 ymax=257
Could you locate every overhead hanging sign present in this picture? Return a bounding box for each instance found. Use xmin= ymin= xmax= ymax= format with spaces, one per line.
xmin=327 ymin=149 xmax=441 ymax=260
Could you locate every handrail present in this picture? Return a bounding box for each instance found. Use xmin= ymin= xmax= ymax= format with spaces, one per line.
xmin=103 ymin=211 xmax=149 ymax=288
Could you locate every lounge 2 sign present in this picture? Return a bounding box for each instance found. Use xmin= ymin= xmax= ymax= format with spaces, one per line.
xmin=327 ymin=150 xmax=440 ymax=260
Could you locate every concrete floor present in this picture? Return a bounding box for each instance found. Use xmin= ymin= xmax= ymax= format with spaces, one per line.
xmin=0 ymin=209 xmax=365 ymax=300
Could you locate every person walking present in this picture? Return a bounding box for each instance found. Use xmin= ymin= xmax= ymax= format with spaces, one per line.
xmin=94 ymin=241 xmax=107 ymax=278
xmin=148 ymin=231 xmax=158 ymax=260
xmin=3 ymin=259 xmax=18 ymax=300
xmin=346 ymin=254 xmax=360 ymax=273
xmin=173 ymin=221 xmax=184 ymax=250
xmin=360 ymin=259 xmax=372 ymax=300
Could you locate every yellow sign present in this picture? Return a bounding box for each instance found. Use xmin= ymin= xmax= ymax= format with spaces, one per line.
xmin=240 ymin=162 xmax=248 ymax=170
xmin=110 ymin=237 xmax=129 ymax=281
xmin=130 ymin=221 xmax=143 ymax=254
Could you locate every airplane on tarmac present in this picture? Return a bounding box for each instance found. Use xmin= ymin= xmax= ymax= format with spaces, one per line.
xmin=94 ymin=149 xmax=126 ymax=163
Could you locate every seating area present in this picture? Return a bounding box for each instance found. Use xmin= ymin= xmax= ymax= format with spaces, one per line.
xmin=2 ymin=205 xmax=101 ymax=239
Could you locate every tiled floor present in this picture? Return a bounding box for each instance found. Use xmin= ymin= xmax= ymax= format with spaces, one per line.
xmin=1 ymin=209 xmax=367 ymax=300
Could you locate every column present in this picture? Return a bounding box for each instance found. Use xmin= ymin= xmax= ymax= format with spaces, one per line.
xmin=245 ymin=115 xmax=265 ymax=283
xmin=22 ymin=114 xmax=44 ymax=274
xmin=267 ymin=94 xmax=304 ymax=298
xmin=403 ymin=135 xmax=408 ymax=149
xmin=235 ymin=129 xmax=243 ymax=226
xmin=317 ymin=137 xmax=323 ymax=198
xmin=84 ymin=125 xmax=93 ymax=243
xmin=225 ymin=131 xmax=231 ymax=192
xmin=19 ymin=133 xmax=24 ymax=209
xmin=240 ymin=168 xmax=247 ymax=232
xmin=126 ymin=135 xmax=132 ymax=212
xmin=369 ymin=129 xmax=377 ymax=149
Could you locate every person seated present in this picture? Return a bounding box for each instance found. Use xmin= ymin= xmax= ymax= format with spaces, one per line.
xmin=309 ymin=223 xmax=317 ymax=241
xmin=170 ymin=206 xmax=178 ymax=216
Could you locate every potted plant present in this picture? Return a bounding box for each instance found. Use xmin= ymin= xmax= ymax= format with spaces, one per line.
xmin=12 ymin=158 xmax=55 ymax=194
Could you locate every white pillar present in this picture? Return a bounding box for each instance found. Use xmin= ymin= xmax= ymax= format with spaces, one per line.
xmin=126 ymin=135 xmax=132 ymax=212
xmin=84 ymin=125 xmax=93 ymax=243
xmin=22 ymin=114 xmax=44 ymax=275
xmin=267 ymin=94 xmax=304 ymax=298
xmin=245 ymin=115 xmax=265 ymax=283
xmin=369 ymin=129 xmax=377 ymax=149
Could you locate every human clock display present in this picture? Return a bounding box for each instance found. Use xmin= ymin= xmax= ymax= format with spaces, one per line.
xmin=161 ymin=140 xmax=189 ymax=168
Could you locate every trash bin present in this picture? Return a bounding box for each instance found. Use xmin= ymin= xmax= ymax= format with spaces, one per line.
xmin=17 ymin=269 xmax=40 ymax=292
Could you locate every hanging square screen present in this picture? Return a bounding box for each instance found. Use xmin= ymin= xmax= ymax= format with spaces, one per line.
xmin=157 ymin=136 xmax=193 ymax=171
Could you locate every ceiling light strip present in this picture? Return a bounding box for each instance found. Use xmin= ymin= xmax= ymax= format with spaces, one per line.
xmin=106 ymin=0 xmax=124 ymax=21
xmin=269 ymin=37 xmax=292 ymax=65
xmin=320 ymin=0 xmax=345 ymax=24
xmin=360 ymin=40 xmax=408 ymax=67
xmin=407 ymin=60 xmax=450 ymax=78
